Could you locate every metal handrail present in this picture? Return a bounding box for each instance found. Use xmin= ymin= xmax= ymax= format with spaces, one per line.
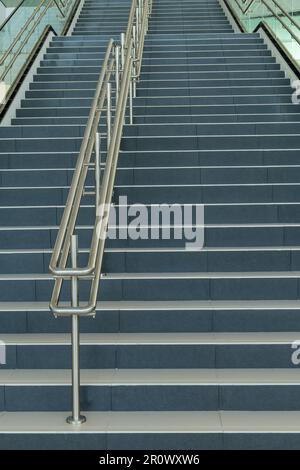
xmin=124 ymin=0 xmax=152 ymax=72
xmin=234 ymin=0 xmax=262 ymax=14
xmin=124 ymin=0 xmax=138 ymax=49
xmin=229 ymin=0 xmax=300 ymax=47
xmin=135 ymin=0 xmax=151 ymax=77
xmin=53 ymin=0 xmax=67 ymax=16
xmin=49 ymin=39 xmax=115 ymax=292
xmin=49 ymin=0 xmax=151 ymax=425
xmin=49 ymin=0 xmax=151 ymax=317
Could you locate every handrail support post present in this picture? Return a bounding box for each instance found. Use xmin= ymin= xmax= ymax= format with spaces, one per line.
xmin=107 ymin=82 xmax=111 ymax=147
xmin=115 ymin=44 xmax=120 ymax=100
xmin=66 ymin=235 xmax=86 ymax=426
xmin=129 ymin=78 xmax=133 ymax=125
xmin=132 ymin=24 xmax=137 ymax=97
xmin=95 ymin=132 xmax=101 ymax=211
xmin=120 ymin=32 xmax=125 ymax=70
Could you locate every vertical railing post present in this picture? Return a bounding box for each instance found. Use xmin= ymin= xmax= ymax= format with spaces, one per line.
xmin=67 ymin=235 xmax=86 ymax=425
xmin=95 ymin=132 xmax=101 ymax=211
xmin=121 ymin=32 xmax=125 ymax=71
xmin=146 ymin=0 xmax=150 ymax=30
xmin=129 ymin=68 xmax=133 ymax=125
xmin=115 ymin=45 xmax=120 ymax=100
xmin=132 ymin=24 xmax=137 ymax=98
xmin=139 ymin=0 xmax=143 ymax=33
xmin=107 ymin=82 xmax=111 ymax=147
xmin=136 ymin=3 xmax=140 ymax=40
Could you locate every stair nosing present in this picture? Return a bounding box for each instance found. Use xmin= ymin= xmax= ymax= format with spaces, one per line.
xmin=0 ymin=368 xmax=299 ymax=386
xmin=1 ymin=331 xmax=300 ymax=346
xmin=1 ymin=299 xmax=300 ymax=312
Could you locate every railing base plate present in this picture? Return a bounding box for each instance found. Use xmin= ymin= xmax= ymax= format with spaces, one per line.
xmin=66 ymin=415 xmax=86 ymax=426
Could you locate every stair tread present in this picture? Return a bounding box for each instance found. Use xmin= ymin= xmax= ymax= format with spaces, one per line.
xmin=2 ymin=164 xmax=300 ymax=170
xmin=1 ymin=221 xmax=300 ymax=228
xmin=1 ymin=299 xmax=300 ymax=311
xmin=1 ymin=271 xmax=300 ymax=280
xmin=91 ymin=271 xmax=300 ymax=279
xmin=1 ymin=332 xmax=300 ymax=345
xmin=0 ymin=368 xmax=299 ymax=385
xmin=1 ymin=410 xmax=300 ymax=433
xmin=4 ymin=182 xmax=300 ymax=189
xmin=1 ymin=246 xmax=300 ymax=253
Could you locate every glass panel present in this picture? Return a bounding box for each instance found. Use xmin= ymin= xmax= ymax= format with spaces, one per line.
xmin=227 ymin=0 xmax=300 ymax=64
xmin=0 ymin=0 xmax=76 ymax=91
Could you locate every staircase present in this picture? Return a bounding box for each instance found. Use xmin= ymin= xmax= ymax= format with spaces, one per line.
xmin=1 ymin=0 xmax=300 ymax=450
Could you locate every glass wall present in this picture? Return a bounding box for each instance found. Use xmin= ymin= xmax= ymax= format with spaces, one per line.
xmin=227 ymin=0 xmax=300 ymax=63
xmin=0 ymin=0 xmax=76 ymax=92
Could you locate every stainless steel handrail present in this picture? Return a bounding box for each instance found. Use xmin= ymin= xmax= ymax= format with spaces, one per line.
xmin=49 ymin=0 xmax=151 ymax=317
xmin=49 ymin=38 xmax=115 ymax=304
xmin=124 ymin=0 xmax=137 ymax=48
xmin=53 ymin=0 xmax=66 ymax=16
xmin=49 ymin=0 xmax=151 ymax=425
xmin=229 ymin=0 xmax=300 ymax=47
